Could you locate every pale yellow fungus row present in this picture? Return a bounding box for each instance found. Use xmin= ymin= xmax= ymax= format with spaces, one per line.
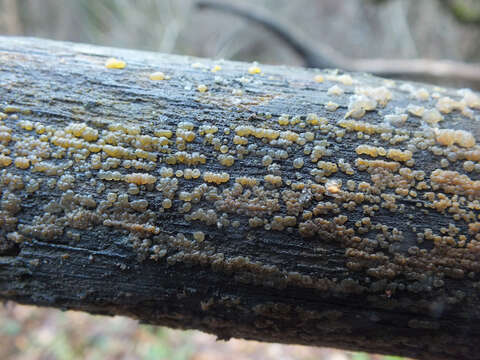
xmin=338 ymin=119 xmax=390 ymax=135
xmin=108 ymin=123 xmax=141 ymax=135
xmin=386 ymin=149 xmax=413 ymax=162
xmin=14 ymin=157 xmax=30 ymax=169
xmin=65 ymin=123 xmax=99 ymax=142
xmin=356 ymin=145 xmax=386 ymax=158
xmin=235 ymin=125 xmax=280 ymax=140
xmin=436 ymin=129 xmax=476 ymax=148
xmin=236 ymin=176 xmax=258 ymax=187
xmin=355 ymin=158 xmax=401 ymax=172
xmin=316 ymin=161 xmax=338 ymax=174
xmin=203 ymin=171 xmax=230 ymax=184
xmin=326 ymin=74 xmax=354 ymax=85
xmin=264 ymin=174 xmax=283 ymax=186
xmin=124 ymin=173 xmax=157 ymax=185
xmin=154 ymin=129 xmax=173 ymax=138
xmin=431 ymin=169 xmax=480 ymax=197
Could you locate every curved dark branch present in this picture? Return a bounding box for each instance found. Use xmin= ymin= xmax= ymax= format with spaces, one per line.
xmin=196 ymin=0 xmax=480 ymax=86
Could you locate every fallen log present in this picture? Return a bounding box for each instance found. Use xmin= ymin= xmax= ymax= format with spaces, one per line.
xmin=0 ymin=36 xmax=479 ymax=360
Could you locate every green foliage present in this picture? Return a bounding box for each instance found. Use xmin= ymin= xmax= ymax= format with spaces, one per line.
xmin=351 ymin=353 xmax=371 ymax=360
xmin=0 ymin=318 xmax=21 ymax=336
xmin=143 ymin=326 xmax=194 ymax=360
xmin=351 ymin=352 xmax=406 ymax=360
xmin=448 ymin=0 xmax=480 ymax=23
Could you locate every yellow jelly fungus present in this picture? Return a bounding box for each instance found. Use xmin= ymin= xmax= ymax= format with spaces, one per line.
xmin=105 ymin=58 xmax=126 ymax=69
xmin=211 ymin=65 xmax=222 ymax=72
xmin=4 ymin=106 xmax=20 ymax=113
xmin=326 ymin=180 xmax=341 ymax=194
xmin=278 ymin=114 xmax=290 ymax=126
xmin=14 ymin=157 xmax=30 ymax=169
xmin=0 ymin=154 xmax=12 ymax=167
xmin=149 ymin=72 xmax=166 ymax=80
xmin=248 ymin=65 xmax=261 ymax=74
xmin=197 ymin=84 xmax=208 ymax=93
xmin=19 ymin=120 xmax=34 ymax=131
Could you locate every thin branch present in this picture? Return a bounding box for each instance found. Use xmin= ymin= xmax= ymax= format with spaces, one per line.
xmin=196 ymin=0 xmax=480 ymax=84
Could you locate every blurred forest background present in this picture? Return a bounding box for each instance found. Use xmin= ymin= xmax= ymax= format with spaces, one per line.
xmin=1 ymin=0 xmax=480 ymax=67
xmin=0 ymin=0 xmax=479 ymax=359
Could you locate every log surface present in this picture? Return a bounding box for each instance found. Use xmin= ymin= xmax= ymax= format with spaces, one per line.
xmin=0 ymin=36 xmax=480 ymax=360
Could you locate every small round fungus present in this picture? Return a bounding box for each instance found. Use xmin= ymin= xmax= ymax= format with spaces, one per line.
xmin=0 ymin=154 xmax=12 ymax=167
xmin=293 ymin=158 xmax=304 ymax=169
xmin=248 ymin=65 xmax=261 ymax=74
xmin=193 ymin=231 xmax=205 ymax=242
xmin=326 ymin=180 xmax=341 ymax=194
xmin=150 ymin=72 xmax=166 ymax=80
xmin=162 ymin=198 xmax=172 ymax=209
xmin=105 ymin=58 xmax=126 ymax=69
xmin=422 ymin=109 xmax=443 ymax=124
xmin=211 ymin=65 xmax=222 ymax=72
xmin=197 ymin=84 xmax=208 ymax=93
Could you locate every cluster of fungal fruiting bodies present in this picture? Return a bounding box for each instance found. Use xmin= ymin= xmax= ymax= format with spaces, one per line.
xmin=0 ymin=53 xmax=479 ymax=314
